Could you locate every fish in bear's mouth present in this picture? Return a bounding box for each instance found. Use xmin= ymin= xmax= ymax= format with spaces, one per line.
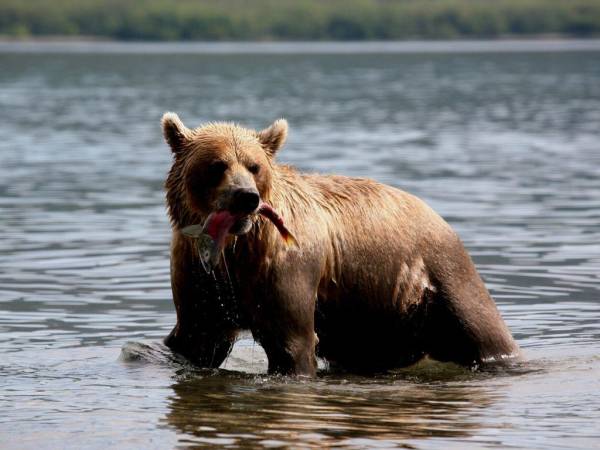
xmin=181 ymin=202 xmax=297 ymax=273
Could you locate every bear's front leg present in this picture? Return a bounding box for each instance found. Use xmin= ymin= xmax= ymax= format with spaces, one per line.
xmin=252 ymin=272 xmax=318 ymax=377
xmin=165 ymin=237 xmax=239 ymax=367
xmin=260 ymin=327 xmax=318 ymax=376
xmin=165 ymin=325 xmax=237 ymax=368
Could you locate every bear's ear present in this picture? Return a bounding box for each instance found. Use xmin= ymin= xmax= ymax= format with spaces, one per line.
xmin=257 ymin=118 xmax=288 ymax=156
xmin=161 ymin=112 xmax=191 ymax=154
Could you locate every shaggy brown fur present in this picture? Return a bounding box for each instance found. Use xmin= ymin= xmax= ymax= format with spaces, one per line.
xmin=161 ymin=113 xmax=519 ymax=376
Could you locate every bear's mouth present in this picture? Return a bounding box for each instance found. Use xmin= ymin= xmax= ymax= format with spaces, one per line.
xmin=182 ymin=203 xmax=297 ymax=273
xmin=229 ymin=216 xmax=253 ymax=236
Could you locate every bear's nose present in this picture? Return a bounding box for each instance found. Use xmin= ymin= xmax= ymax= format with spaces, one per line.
xmin=231 ymin=188 xmax=260 ymax=214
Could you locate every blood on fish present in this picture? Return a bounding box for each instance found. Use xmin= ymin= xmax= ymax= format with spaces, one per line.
xmin=204 ymin=211 xmax=237 ymax=241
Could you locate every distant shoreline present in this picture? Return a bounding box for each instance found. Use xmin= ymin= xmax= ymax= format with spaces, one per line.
xmin=2 ymin=39 xmax=600 ymax=55
xmin=1 ymin=34 xmax=598 ymax=43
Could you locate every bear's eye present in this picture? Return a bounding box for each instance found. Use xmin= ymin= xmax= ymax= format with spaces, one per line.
xmin=248 ymin=163 xmax=260 ymax=175
xmin=206 ymin=160 xmax=228 ymax=185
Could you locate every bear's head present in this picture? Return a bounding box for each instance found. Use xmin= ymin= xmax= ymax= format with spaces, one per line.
xmin=162 ymin=112 xmax=288 ymax=234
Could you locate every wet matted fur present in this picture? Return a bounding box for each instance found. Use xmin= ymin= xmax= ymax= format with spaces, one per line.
xmin=161 ymin=113 xmax=519 ymax=376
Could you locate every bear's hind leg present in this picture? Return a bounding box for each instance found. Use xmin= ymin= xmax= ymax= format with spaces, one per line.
xmin=425 ymin=247 xmax=519 ymax=366
xmin=424 ymin=289 xmax=518 ymax=366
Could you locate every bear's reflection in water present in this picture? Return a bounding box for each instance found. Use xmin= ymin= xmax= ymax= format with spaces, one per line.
xmin=162 ymin=360 xmax=500 ymax=448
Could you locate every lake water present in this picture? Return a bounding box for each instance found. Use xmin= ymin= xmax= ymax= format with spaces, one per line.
xmin=1 ymin=41 xmax=599 ymax=449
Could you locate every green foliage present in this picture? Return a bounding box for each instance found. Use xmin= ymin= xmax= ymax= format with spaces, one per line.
xmin=1 ymin=0 xmax=600 ymax=40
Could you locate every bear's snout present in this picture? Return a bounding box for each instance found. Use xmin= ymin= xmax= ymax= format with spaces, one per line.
xmin=230 ymin=188 xmax=260 ymax=215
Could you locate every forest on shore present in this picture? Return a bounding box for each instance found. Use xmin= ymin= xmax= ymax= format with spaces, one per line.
xmin=1 ymin=0 xmax=600 ymax=41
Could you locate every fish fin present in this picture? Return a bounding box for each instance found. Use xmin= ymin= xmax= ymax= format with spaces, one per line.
xmin=181 ymin=224 xmax=205 ymax=238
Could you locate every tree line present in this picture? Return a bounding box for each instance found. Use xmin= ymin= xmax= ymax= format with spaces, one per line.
xmin=1 ymin=0 xmax=599 ymax=41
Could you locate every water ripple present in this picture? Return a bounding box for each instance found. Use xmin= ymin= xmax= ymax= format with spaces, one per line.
xmin=1 ymin=46 xmax=599 ymax=449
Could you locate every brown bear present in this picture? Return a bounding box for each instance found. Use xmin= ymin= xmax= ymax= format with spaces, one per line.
xmin=161 ymin=112 xmax=519 ymax=376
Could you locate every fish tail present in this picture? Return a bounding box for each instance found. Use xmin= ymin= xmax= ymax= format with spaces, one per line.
xmin=283 ymin=231 xmax=298 ymax=247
